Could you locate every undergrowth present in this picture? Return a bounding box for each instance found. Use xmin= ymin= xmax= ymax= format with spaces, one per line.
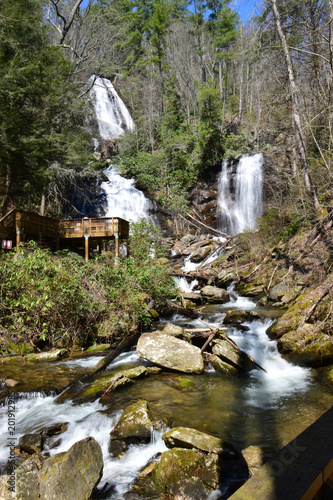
xmin=0 ymin=220 xmax=175 ymax=353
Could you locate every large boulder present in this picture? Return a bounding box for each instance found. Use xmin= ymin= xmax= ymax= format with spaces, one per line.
xmin=163 ymin=427 xmax=236 ymax=457
xmin=200 ymin=286 xmax=230 ymax=304
xmin=137 ymin=332 xmax=204 ymax=373
xmin=110 ymin=400 xmax=152 ymax=457
xmin=16 ymin=454 xmax=47 ymax=500
xmin=153 ymin=447 xmax=220 ymax=499
xmin=16 ymin=437 xmax=103 ymax=500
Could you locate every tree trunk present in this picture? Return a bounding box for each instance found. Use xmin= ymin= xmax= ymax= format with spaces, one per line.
xmin=270 ymin=0 xmax=319 ymax=211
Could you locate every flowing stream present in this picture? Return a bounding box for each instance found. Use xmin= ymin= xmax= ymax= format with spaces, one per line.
xmin=1 ymin=290 xmax=332 ymax=499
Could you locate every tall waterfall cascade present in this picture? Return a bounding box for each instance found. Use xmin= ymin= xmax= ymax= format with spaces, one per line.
xmin=90 ymin=76 xmax=154 ymax=221
xmin=217 ymin=153 xmax=264 ymax=235
xmin=90 ymin=76 xmax=135 ymax=140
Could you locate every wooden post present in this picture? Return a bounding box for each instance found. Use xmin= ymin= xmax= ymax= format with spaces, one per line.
xmin=85 ymin=235 xmax=89 ymax=261
xmin=115 ymin=232 xmax=119 ymax=258
xmin=15 ymin=211 xmax=21 ymax=247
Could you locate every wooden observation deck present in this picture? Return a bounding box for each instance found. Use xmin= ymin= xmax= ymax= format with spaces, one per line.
xmin=0 ymin=209 xmax=129 ymax=260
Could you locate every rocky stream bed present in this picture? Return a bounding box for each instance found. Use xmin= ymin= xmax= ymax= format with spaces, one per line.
xmin=1 ymin=232 xmax=333 ymax=499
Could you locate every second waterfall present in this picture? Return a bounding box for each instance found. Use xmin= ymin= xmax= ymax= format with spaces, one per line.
xmin=217 ymin=153 xmax=264 ymax=235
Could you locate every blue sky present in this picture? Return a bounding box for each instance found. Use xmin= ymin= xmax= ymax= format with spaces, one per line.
xmin=80 ymin=0 xmax=258 ymax=23
xmin=233 ymin=0 xmax=258 ymax=23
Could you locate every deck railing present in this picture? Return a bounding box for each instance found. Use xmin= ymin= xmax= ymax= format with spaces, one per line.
xmin=59 ymin=217 xmax=129 ymax=239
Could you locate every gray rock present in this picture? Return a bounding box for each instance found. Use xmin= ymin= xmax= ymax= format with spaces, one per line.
xmin=267 ymin=282 xmax=288 ymax=301
xmin=216 ymin=270 xmax=236 ymax=287
xmin=19 ymin=433 xmax=43 ymax=454
xmin=210 ymin=354 xmax=239 ymax=376
xmin=201 ymin=286 xmax=230 ymax=304
xmin=241 ymin=445 xmax=267 ymax=476
xmin=212 ymin=339 xmax=256 ymax=372
xmin=137 ymin=332 xmax=204 ymax=373
xmin=38 ymin=437 xmax=103 ymax=500
xmin=16 ymin=454 xmax=47 ymax=500
xmin=190 ymin=245 xmax=212 ymax=262
xmin=110 ymin=400 xmax=152 ymax=442
xmin=163 ymin=427 xmax=236 ymax=456
xmin=0 ymin=475 xmax=15 ymax=499
xmin=110 ymin=400 xmax=152 ymax=458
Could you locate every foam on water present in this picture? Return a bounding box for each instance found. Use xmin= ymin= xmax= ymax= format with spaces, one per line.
xmin=229 ymin=320 xmax=312 ymax=409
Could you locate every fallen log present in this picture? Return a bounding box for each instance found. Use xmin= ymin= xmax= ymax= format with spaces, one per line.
xmin=57 ymin=332 xmax=139 ymax=401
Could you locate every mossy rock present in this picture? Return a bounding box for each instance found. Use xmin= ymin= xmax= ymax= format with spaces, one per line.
xmin=25 ymin=349 xmax=68 ymax=362
xmin=316 ymin=364 xmax=333 ymax=389
xmin=235 ymin=282 xmax=264 ymax=296
xmin=162 ymin=427 xmax=236 ymax=456
xmin=86 ymin=344 xmax=110 ymax=353
xmin=279 ymin=331 xmax=333 ymax=367
xmin=153 ymin=447 xmax=220 ymax=498
xmin=7 ymin=340 xmax=33 ymax=356
xmin=82 ymin=366 xmax=148 ymax=398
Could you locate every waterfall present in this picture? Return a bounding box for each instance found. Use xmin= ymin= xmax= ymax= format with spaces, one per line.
xmin=217 ymin=153 xmax=264 ymax=235
xmin=90 ymin=76 xmax=154 ymax=222
xmin=90 ymin=76 xmax=135 ymax=140
xmin=100 ymin=167 xmax=155 ymax=222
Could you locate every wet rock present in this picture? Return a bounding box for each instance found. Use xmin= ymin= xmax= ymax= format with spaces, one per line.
xmin=216 ymin=270 xmax=236 ymax=288
xmin=280 ymin=286 xmax=303 ymax=304
xmin=224 ymin=310 xmax=261 ymax=325
xmin=83 ymin=366 xmax=148 ymax=398
xmin=183 ymin=239 xmax=211 ymax=256
xmin=110 ymin=400 xmax=152 ymax=458
xmin=212 ymin=339 xmax=257 ymax=372
xmin=279 ymin=331 xmax=333 ymax=367
xmin=241 ymin=446 xmax=267 ymax=476
xmin=201 ymin=286 xmax=230 ymax=304
xmin=153 ymin=447 xmax=220 ymax=499
xmin=16 ymin=454 xmax=47 ymax=500
xmin=190 ymin=245 xmax=212 ymax=263
xmin=316 ymin=364 xmax=333 ymax=388
xmin=37 ymin=422 xmax=69 ymax=437
xmin=163 ymin=427 xmax=236 ymax=456
xmin=86 ymin=344 xmax=110 ymax=353
xmin=162 ymin=376 xmax=194 ymax=392
xmin=210 ymin=354 xmax=239 ymax=376
xmin=19 ymin=433 xmax=43 ymax=454
xmin=25 ymin=349 xmax=68 ymax=362
xmin=4 ymin=378 xmax=18 ymax=388
xmin=137 ymin=332 xmax=204 ymax=373
xmin=235 ymin=282 xmax=264 ymax=296
xmin=181 ymin=292 xmax=203 ymax=305
xmin=37 ymin=437 xmax=103 ymax=500
xmin=162 ymin=323 xmax=191 ymax=341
